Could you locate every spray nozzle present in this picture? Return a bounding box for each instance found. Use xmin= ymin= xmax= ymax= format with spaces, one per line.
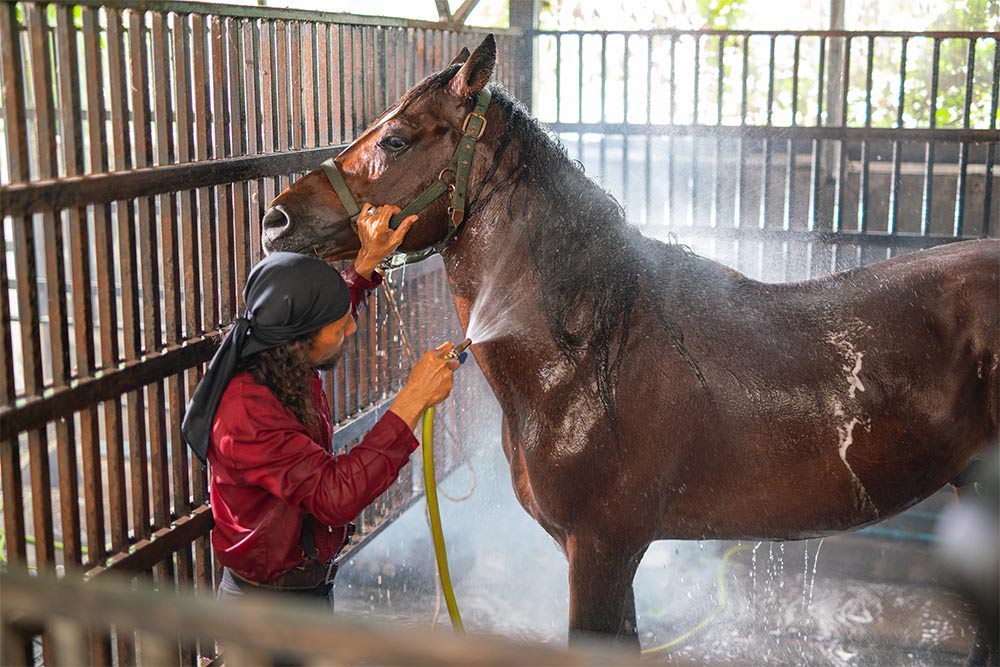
xmin=444 ymin=337 xmax=472 ymax=361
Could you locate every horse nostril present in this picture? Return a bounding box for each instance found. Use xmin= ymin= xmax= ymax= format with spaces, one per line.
xmin=262 ymin=206 xmax=290 ymax=235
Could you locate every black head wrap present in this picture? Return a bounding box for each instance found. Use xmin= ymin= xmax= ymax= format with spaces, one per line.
xmin=182 ymin=252 xmax=352 ymax=464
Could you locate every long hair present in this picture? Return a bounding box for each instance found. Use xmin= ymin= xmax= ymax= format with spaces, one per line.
xmin=236 ymin=332 xmax=320 ymax=432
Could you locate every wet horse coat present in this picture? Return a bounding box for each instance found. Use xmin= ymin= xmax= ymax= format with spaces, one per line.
xmin=260 ymin=35 xmax=1000 ymax=647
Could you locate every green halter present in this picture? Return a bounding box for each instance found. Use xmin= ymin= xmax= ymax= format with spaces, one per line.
xmin=318 ymin=87 xmax=492 ymax=267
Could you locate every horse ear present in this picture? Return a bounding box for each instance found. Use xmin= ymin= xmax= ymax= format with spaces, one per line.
xmin=447 ymin=34 xmax=495 ymax=99
xmin=449 ymin=47 xmax=471 ymax=67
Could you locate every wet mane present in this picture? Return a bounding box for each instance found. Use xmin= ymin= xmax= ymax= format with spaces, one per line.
xmin=461 ymin=83 xmax=698 ymax=432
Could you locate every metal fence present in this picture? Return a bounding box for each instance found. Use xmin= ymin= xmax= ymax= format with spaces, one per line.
xmin=0 ymin=1 xmax=524 ymax=663
xmin=533 ymin=28 xmax=999 ymax=281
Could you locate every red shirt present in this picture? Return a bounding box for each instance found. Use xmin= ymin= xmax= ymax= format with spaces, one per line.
xmin=208 ymin=266 xmax=419 ymax=583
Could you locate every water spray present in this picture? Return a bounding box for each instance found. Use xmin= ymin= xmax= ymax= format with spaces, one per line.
xmin=421 ymin=336 xmax=473 ymax=633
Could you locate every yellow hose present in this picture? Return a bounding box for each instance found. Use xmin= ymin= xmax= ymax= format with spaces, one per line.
xmin=421 ymin=406 xmax=465 ymax=632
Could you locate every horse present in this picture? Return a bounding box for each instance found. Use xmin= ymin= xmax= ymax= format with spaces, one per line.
xmin=259 ymin=34 xmax=1000 ymax=651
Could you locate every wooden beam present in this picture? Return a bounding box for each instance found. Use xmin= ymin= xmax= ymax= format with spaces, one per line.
xmin=451 ymin=0 xmax=482 ymax=25
xmin=434 ymin=0 xmax=451 ymax=22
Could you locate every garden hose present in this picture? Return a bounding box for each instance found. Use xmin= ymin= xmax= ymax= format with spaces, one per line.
xmin=421 ymin=405 xmax=464 ymax=632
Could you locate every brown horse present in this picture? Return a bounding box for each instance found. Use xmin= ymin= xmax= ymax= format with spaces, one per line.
xmin=260 ymin=35 xmax=999 ymax=649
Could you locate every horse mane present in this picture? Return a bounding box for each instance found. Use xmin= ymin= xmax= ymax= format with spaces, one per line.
xmin=461 ymin=82 xmax=701 ymax=433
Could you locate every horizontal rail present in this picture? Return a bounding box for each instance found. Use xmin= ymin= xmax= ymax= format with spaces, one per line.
xmin=546 ymin=122 xmax=1000 ymax=144
xmin=533 ymin=28 xmax=999 ymax=39
xmin=0 ymin=334 xmax=220 ymax=435
xmin=85 ymin=505 xmax=214 ymax=579
xmin=0 ymin=145 xmax=347 ymax=217
xmin=0 ymin=0 xmax=524 ymax=34
xmin=4 ymin=567 xmax=630 ymax=666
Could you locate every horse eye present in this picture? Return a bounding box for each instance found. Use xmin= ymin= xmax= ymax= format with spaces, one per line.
xmin=380 ymin=135 xmax=408 ymax=152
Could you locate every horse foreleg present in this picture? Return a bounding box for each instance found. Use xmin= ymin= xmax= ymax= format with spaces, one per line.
xmin=566 ymin=534 xmax=647 ymax=652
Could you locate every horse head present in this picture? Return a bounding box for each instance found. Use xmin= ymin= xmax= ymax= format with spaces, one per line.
xmin=261 ymin=35 xmax=498 ymax=264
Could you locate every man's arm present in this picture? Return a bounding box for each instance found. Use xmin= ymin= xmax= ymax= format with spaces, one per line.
xmin=218 ymin=394 xmax=418 ymax=527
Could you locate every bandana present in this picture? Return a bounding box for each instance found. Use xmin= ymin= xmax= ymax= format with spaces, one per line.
xmin=181 ymin=252 xmax=351 ymax=464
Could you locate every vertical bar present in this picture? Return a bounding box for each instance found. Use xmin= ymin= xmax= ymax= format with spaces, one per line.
xmin=784 ymin=36 xmax=801 ymax=232
xmin=644 ymin=35 xmax=652 ymax=225
xmin=833 ymin=35 xmax=851 ymax=235
xmin=953 ymin=38 xmax=975 ymax=237
xmin=712 ymin=34 xmax=724 ymax=228
xmin=599 ymin=33 xmax=607 ymax=184
xmin=245 ymin=19 xmax=264 ymax=273
xmin=554 ymin=33 xmax=561 ymax=122
xmin=858 ymin=35 xmax=874 ymax=234
xmin=734 ymin=34 xmax=749 ymax=228
xmin=229 ymin=18 xmax=250 ymax=303
xmin=23 ymin=4 xmax=57 ymax=576
xmin=302 ymin=22 xmax=316 ymax=147
xmin=888 ymin=37 xmax=907 ymax=235
xmin=921 ymin=37 xmax=940 ymax=236
xmin=54 ymin=3 xmax=86 ymax=571
xmin=759 ymin=35 xmax=775 ymax=230
xmin=275 ymin=20 xmax=289 ymax=153
xmin=316 ymin=23 xmax=329 ymax=146
xmin=80 ymin=8 xmax=112 ymax=573
xmin=151 ymin=10 xmax=176 ymax=543
xmin=0 ymin=2 xmax=28 ymax=570
xmin=623 ymin=34 xmax=630 ymax=215
xmin=689 ymin=35 xmax=698 ymax=226
xmin=577 ymin=33 xmax=584 ymax=160
xmin=667 ymin=34 xmax=676 ymax=224
xmin=983 ymin=37 xmax=1000 ymax=237
xmin=192 ymin=15 xmax=218 ymax=328
xmin=211 ymin=15 xmax=234 ymax=323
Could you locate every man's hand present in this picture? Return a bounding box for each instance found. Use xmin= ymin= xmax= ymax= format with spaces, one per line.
xmin=389 ymin=342 xmax=461 ymax=431
xmin=353 ymin=203 xmax=418 ymax=279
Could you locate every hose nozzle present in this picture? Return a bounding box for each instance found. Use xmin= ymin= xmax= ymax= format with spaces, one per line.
xmin=444 ymin=337 xmax=472 ymax=360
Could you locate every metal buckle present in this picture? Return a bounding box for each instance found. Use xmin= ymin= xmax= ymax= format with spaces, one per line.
xmin=447 ymin=206 xmax=464 ymax=226
xmin=461 ymin=112 xmax=487 ymax=139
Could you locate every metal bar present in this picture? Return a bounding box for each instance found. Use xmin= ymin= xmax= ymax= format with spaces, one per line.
xmin=85 ymin=506 xmax=214 ymax=579
xmin=760 ymin=35 xmax=775 ymax=229
xmin=532 ymin=28 xmax=990 ymax=39
xmin=0 ymin=3 xmax=26 ymax=570
xmin=667 ymin=34 xmax=676 ymax=222
xmin=554 ymin=33 xmax=561 ymax=122
xmin=302 ymin=21 xmax=316 ymax=146
xmin=80 ymin=7 xmax=112 ymax=567
xmin=834 ymin=35 xmax=851 ymax=235
xmin=809 ymin=36 xmax=826 ymax=232
xmin=953 ymin=37 xmax=975 ymax=236
xmin=858 ymin=35 xmax=874 ymax=233
xmin=4 ymin=0 xmax=523 ymax=32
xmin=689 ymin=35 xmax=698 ymax=226
xmin=599 ymin=33 xmax=607 ymax=184
xmin=984 ymin=37 xmax=1000 ymax=237
xmin=54 ymin=3 xmax=86 ymax=571
xmin=229 ymin=18 xmax=250 ymax=306
xmin=712 ymin=34 xmax=723 ymax=228
xmin=623 ymin=34 xmax=630 ymax=212
xmin=734 ymin=34 xmax=749 ymax=227
xmin=921 ymin=37 xmax=941 ymax=235
xmin=888 ymin=36 xmax=907 ymax=235
xmin=211 ymin=15 xmax=235 ymax=325
xmin=784 ymin=36 xmax=801 ymax=231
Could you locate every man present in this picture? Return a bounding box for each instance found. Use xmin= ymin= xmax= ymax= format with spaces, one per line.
xmin=181 ymin=204 xmax=461 ymax=603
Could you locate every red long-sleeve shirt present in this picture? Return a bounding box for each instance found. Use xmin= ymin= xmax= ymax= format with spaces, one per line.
xmin=208 ymin=265 xmax=418 ymax=583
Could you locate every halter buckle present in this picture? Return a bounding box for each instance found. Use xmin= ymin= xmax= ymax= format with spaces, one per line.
xmin=461 ymin=112 xmax=487 ymax=140
xmin=447 ymin=206 xmax=464 ymax=226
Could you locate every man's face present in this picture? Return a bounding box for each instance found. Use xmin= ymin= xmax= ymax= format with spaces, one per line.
xmin=307 ymin=312 xmax=356 ymax=370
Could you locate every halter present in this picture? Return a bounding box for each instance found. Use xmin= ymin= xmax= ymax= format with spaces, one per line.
xmin=318 ymin=87 xmax=493 ymax=268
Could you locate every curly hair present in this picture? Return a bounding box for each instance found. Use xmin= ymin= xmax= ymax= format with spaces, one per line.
xmin=236 ymin=332 xmax=320 ymax=432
